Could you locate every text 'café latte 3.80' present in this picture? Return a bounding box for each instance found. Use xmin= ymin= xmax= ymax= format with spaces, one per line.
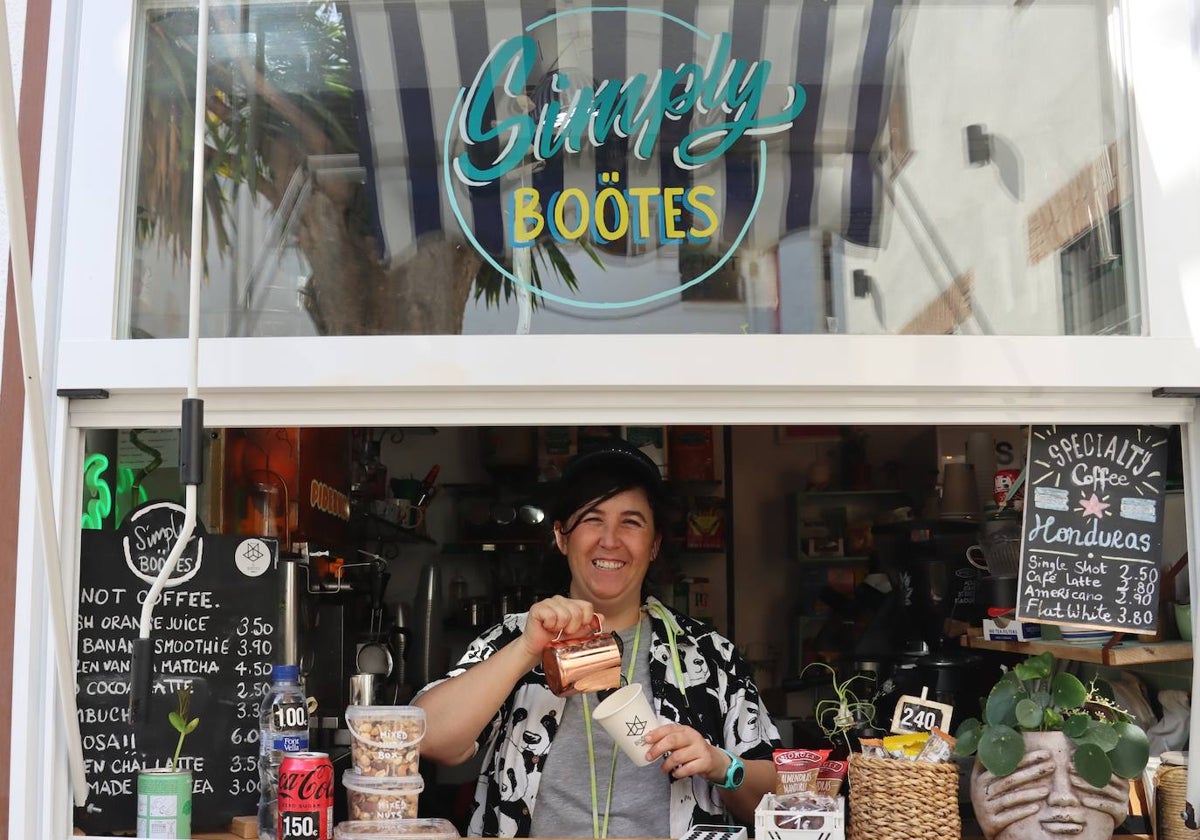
xmin=1016 ymin=425 xmax=1169 ymax=633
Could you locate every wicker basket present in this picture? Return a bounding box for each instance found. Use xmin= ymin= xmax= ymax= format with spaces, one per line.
xmin=847 ymin=754 xmax=961 ymax=840
xmin=1157 ymin=764 xmax=1200 ymax=840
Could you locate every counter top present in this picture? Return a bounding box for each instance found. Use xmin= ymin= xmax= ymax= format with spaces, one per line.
xmin=81 ymin=833 xmax=1156 ymax=839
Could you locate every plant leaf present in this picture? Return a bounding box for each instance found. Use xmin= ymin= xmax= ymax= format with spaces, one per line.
xmin=1072 ymin=742 xmax=1113 ymax=788
xmin=168 ymin=711 xmax=186 ymax=733
xmin=1042 ymin=707 xmax=1064 ymax=730
xmin=1015 ymin=698 xmax=1044 ymax=730
xmin=985 ymin=675 xmax=1025 ymax=728
xmin=1014 ymin=652 xmax=1053 ymax=681
xmin=955 ymin=719 xmax=981 ymax=757
xmin=185 ymin=717 xmax=200 ymax=734
xmin=1082 ymin=719 xmax=1120 ymax=751
xmin=956 ymin=718 xmax=981 ymax=736
xmin=1109 ymin=721 xmax=1150 ymax=779
xmin=1051 ymin=672 xmax=1087 ymax=709
xmin=1064 ymin=714 xmax=1091 ymax=739
xmin=978 ymin=725 xmax=1025 ymax=777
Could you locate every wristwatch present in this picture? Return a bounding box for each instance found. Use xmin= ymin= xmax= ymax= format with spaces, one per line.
xmin=715 ymin=748 xmax=745 ymax=790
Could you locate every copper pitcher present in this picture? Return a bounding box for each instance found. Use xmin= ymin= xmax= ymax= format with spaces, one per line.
xmin=541 ymin=617 xmax=624 ymax=697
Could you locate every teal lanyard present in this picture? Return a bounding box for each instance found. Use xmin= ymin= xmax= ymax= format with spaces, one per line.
xmin=580 ymin=604 xmax=687 ymax=839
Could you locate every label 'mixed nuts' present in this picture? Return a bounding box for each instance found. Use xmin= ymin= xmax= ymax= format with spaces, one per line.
xmin=349 ymin=713 xmax=423 ymax=777
xmin=346 ymin=789 xmax=419 ymax=821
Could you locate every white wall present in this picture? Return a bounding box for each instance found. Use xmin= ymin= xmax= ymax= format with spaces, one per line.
xmin=0 ymin=0 xmax=27 ymax=392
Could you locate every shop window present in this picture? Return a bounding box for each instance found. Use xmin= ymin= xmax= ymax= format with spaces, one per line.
xmin=117 ymin=1 xmax=1138 ymax=338
xmin=1060 ymin=207 xmax=1133 ymax=335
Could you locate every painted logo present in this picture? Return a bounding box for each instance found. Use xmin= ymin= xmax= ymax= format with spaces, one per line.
xmin=121 ymin=501 xmax=205 ymax=586
xmin=444 ymin=7 xmax=807 ymax=309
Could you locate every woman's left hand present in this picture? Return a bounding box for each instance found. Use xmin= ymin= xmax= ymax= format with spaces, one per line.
xmin=643 ymin=723 xmax=728 ymax=783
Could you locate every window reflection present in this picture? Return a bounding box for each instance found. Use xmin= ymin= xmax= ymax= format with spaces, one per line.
xmin=121 ymin=0 xmax=1137 ymax=338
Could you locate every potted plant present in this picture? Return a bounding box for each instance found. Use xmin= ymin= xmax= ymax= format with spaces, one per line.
xmin=801 ymin=661 xmax=877 ymax=751
xmin=955 ymin=652 xmax=1149 ymax=840
xmin=168 ymin=686 xmax=201 ymax=771
xmin=135 ymin=688 xmax=200 ymax=838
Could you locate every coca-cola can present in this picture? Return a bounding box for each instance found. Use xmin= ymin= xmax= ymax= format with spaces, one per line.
xmin=278 ymin=751 xmax=334 ymax=840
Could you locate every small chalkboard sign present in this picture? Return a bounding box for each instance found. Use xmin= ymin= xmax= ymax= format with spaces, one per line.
xmin=73 ymin=501 xmax=280 ymax=835
xmin=1015 ymin=425 xmax=1169 ymax=633
xmin=890 ymin=690 xmax=954 ymax=735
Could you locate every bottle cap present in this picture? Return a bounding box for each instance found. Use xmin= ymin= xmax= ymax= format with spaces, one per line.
xmin=273 ymin=664 xmax=300 ymax=682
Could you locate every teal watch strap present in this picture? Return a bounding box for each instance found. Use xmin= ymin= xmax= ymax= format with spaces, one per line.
xmin=715 ymin=748 xmax=745 ymax=790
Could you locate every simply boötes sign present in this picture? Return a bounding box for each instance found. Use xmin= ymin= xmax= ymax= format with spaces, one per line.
xmin=442 ymin=7 xmax=808 ymax=309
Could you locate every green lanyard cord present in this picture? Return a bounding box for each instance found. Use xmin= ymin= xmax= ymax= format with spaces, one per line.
xmin=644 ymin=601 xmax=687 ymax=698
xmin=582 ymin=617 xmax=642 ymax=839
xmin=579 ymin=602 xmax=689 ymax=839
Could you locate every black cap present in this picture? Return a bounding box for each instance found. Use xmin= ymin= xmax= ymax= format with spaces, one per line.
xmin=552 ymin=437 xmax=666 ymax=524
xmin=560 ymin=437 xmax=663 ymax=491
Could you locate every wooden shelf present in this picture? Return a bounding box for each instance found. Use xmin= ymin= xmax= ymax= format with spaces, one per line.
xmin=962 ymin=628 xmax=1193 ymax=666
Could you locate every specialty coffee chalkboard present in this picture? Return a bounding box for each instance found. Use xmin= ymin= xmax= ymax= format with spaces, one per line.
xmin=74 ymin=500 xmax=280 ymax=835
xmin=1015 ymin=425 xmax=1169 ymax=633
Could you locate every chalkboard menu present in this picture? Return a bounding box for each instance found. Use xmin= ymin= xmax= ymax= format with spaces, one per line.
xmin=1015 ymin=425 xmax=1169 ymax=633
xmin=74 ymin=501 xmax=280 ymax=835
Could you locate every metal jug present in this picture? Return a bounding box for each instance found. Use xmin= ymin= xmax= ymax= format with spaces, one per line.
xmin=541 ymin=617 xmax=624 ymax=697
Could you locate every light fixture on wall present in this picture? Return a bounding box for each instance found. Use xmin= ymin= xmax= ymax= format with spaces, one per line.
xmin=853 ymin=269 xmax=872 ymax=298
xmin=965 ymin=124 xmax=992 ymax=166
xmin=851 ymin=269 xmax=885 ymax=326
xmin=1152 ymin=388 xmax=1200 ymax=398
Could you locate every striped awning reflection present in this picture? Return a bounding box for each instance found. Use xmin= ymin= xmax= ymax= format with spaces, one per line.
xmin=345 ymin=0 xmax=903 ymax=266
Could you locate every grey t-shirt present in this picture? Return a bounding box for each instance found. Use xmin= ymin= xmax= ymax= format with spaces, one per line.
xmin=530 ymin=615 xmax=672 ymax=838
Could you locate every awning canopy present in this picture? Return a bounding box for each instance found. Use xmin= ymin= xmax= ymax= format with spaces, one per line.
xmin=345 ymin=0 xmax=903 ymax=266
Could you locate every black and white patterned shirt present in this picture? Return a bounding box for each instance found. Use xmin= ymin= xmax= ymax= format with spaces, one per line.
xmin=418 ymin=597 xmax=781 ymax=837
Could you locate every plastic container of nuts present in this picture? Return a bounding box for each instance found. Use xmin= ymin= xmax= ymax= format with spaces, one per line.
xmin=333 ymin=818 xmax=459 ymax=839
xmin=342 ymin=770 xmax=425 ymax=822
xmin=347 ymin=705 xmax=426 ymax=777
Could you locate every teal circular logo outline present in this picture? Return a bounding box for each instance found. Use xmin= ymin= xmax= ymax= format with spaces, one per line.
xmin=442 ymin=6 xmax=767 ymax=311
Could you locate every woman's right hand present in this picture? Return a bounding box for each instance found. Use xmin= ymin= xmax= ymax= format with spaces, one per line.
xmin=519 ymin=596 xmax=597 ymax=661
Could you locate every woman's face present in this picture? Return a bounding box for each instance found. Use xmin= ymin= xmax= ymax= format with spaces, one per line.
xmin=555 ymin=487 xmax=661 ymax=617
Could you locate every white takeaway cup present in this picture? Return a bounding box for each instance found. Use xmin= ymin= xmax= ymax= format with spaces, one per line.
xmin=591 ymin=683 xmax=660 ymax=767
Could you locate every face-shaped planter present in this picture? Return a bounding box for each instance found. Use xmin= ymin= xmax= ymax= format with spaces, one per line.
xmin=970 ymin=731 xmax=1129 ymax=840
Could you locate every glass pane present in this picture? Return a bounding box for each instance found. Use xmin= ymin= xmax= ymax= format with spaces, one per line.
xmin=120 ymin=0 xmax=1138 ymax=337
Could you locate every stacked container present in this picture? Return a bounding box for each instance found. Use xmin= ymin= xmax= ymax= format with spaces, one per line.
xmin=333 ymin=818 xmax=459 ymax=840
xmin=342 ymin=706 xmax=427 ymax=824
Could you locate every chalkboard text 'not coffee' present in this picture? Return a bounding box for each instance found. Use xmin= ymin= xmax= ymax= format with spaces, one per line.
xmin=1016 ymin=425 xmax=1168 ymax=633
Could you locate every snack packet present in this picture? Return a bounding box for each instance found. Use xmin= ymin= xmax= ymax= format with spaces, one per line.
xmin=882 ymin=732 xmax=929 ymax=759
xmin=915 ymin=727 xmax=956 ymax=763
xmin=815 ymin=759 xmax=847 ymax=798
xmin=773 ymin=749 xmax=830 ymax=795
xmin=859 ymin=738 xmax=886 ymax=759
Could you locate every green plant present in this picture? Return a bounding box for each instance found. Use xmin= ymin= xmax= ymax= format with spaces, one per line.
xmin=955 ymin=652 xmax=1149 ymax=788
xmin=168 ymin=687 xmax=200 ymax=772
xmin=802 ymin=661 xmax=876 ymax=751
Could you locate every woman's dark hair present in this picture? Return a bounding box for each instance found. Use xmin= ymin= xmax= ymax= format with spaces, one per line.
xmin=552 ymin=459 xmax=667 ymax=535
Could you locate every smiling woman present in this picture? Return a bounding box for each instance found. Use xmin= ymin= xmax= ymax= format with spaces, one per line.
xmin=413 ymin=436 xmax=780 ymax=838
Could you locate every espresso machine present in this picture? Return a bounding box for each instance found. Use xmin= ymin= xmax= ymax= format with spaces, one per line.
xmin=285 ymin=546 xmax=413 ymax=747
xmin=865 ymin=518 xmax=992 ymax=724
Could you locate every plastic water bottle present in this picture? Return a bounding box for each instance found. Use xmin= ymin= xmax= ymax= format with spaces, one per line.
xmin=257 ymin=664 xmax=309 ymax=840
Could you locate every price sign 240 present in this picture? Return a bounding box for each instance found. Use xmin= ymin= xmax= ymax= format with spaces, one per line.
xmin=890 ymin=693 xmax=954 ymax=736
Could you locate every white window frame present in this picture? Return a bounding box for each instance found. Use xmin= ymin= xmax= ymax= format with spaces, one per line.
xmin=12 ymin=2 xmax=1200 ymax=838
